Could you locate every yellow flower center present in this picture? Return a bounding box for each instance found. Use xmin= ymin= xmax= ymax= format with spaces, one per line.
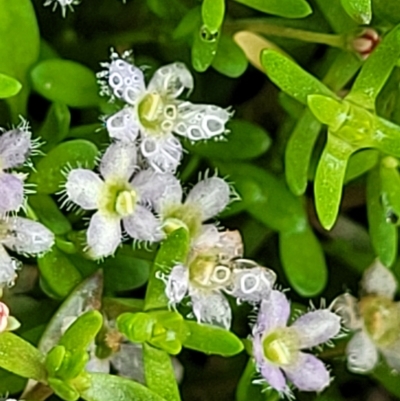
xmin=262 ymin=328 xmax=299 ymax=366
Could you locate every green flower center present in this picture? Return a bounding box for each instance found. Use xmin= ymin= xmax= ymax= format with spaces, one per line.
xmin=137 ymin=92 xmax=164 ymax=132
xmin=99 ymin=181 xmax=137 ymax=217
xmin=162 ymin=203 xmax=203 ymax=238
xmin=262 ymin=328 xmax=299 ymax=366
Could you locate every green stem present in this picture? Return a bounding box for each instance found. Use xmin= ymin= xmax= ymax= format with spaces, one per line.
xmin=22 ymin=382 xmax=54 ymax=401
xmin=227 ymin=19 xmax=346 ymax=49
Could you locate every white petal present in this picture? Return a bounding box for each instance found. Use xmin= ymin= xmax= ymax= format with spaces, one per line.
xmin=148 ymin=63 xmax=194 ymax=99
xmin=106 ymin=108 xmax=140 ymax=142
xmin=0 ymin=128 xmax=31 ymax=169
xmin=361 ymin=259 xmax=397 ymax=299
xmin=108 ymin=58 xmax=145 ymax=105
xmin=331 ymin=293 xmax=363 ymax=331
xmin=0 ymin=245 xmax=18 ymax=288
xmin=381 ymin=338 xmax=400 ymax=372
xmin=166 ymin=264 xmax=189 ymax=305
xmin=86 ymin=355 xmax=111 ymax=373
xmin=66 ymin=169 xmax=103 ymax=210
xmin=111 ymin=343 xmax=145 ymax=382
xmin=174 ymin=101 xmax=230 ymax=140
xmin=284 ymin=353 xmax=330 ymax=392
xmin=1 ymin=217 xmax=54 ymax=255
xmin=192 ymin=224 xmax=221 ymax=250
xmin=87 ymin=212 xmax=121 ymax=259
xmin=186 ymin=177 xmax=230 ymax=221
xmin=131 ymin=168 xmax=182 ymax=212
xmin=293 ymin=309 xmax=341 ymax=348
xmin=191 ymin=289 xmax=232 ymax=329
xmin=0 ymin=173 xmax=24 ymax=214
xmin=346 ymin=330 xmax=378 ymax=373
xmin=140 ymin=133 xmax=182 ymax=174
xmin=100 ymin=142 xmax=137 ymax=181
xmin=122 ymin=205 xmax=163 ymax=242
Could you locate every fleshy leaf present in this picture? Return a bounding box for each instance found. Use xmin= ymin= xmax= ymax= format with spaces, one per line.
xmin=0 ymin=73 xmax=22 ymax=99
xmin=340 ymin=0 xmax=372 ymax=24
xmin=379 ymin=157 xmax=400 ymax=218
xmin=233 ymin=0 xmax=312 ymax=18
xmin=201 ymin=0 xmax=225 ymax=34
xmin=344 ymin=149 xmax=379 ymax=183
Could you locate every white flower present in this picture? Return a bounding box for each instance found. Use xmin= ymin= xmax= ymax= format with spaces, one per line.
xmin=98 ymin=51 xmax=232 ymax=173
xmin=43 ymin=0 xmax=80 ymax=17
xmin=164 ymin=226 xmax=276 ymax=329
xmin=0 ymin=301 xmax=20 ymax=333
xmin=0 ymin=216 xmax=54 ymax=289
xmin=64 ymin=142 xmax=174 ymax=259
xmin=333 ymin=260 xmax=400 ymax=373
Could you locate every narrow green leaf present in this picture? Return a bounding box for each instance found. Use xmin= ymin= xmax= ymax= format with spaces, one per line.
xmin=183 ymin=320 xmax=244 ymax=356
xmin=0 ymin=333 xmax=46 ymax=382
xmin=236 ymin=359 xmax=266 ymax=401
xmin=285 ymin=109 xmax=321 ymax=195
xmin=380 ymin=157 xmax=400 ymax=217
xmin=279 ymin=226 xmax=327 ymax=296
xmin=29 ymin=140 xmax=98 ymax=194
xmin=192 ymin=23 xmax=220 ymax=72
xmin=261 ymin=50 xmax=334 ymax=106
xmin=373 ymin=362 xmax=400 ymax=398
xmin=373 ymin=0 xmax=400 ymax=24
xmin=202 ymin=0 xmax=224 ymax=34
xmin=346 ymin=24 xmax=400 ymax=110
xmin=314 ymin=133 xmax=355 ymax=230
xmin=80 ymin=373 xmax=165 ymax=401
xmin=143 ymin=343 xmax=181 ymax=401
xmin=344 ymin=149 xmax=379 ymax=183
xmin=234 ymin=0 xmax=312 ymax=18
xmin=0 ymin=73 xmax=22 ymax=98
xmin=144 ymin=228 xmax=190 ymax=311
xmin=314 ymin=0 xmax=356 ymax=32
xmin=340 ymin=0 xmax=371 ymax=24
xmin=373 ymin=116 xmax=400 ymax=158
xmin=31 ymin=59 xmax=102 ymax=108
xmin=367 ymin=167 xmax=398 ymax=267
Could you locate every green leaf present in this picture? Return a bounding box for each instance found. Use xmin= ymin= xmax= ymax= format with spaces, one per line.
xmin=373 ymin=362 xmax=400 ymax=398
xmin=38 ymin=247 xmax=82 ymax=299
xmin=187 ymin=119 xmax=270 ymax=160
xmin=261 ymin=50 xmax=334 ymax=106
xmin=29 ymin=140 xmax=98 ymax=194
xmin=344 ymin=149 xmax=379 ymax=183
xmin=183 ymin=320 xmax=244 ymax=356
xmin=234 ymin=0 xmax=312 ymax=18
xmin=29 ymin=194 xmax=72 ymax=235
xmin=285 ymin=109 xmax=321 ymax=195
xmin=373 ymin=116 xmax=400 ymax=158
xmin=314 ymin=133 xmax=355 ymax=230
xmin=380 ymin=157 xmax=400 ymax=219
xmin=31 ymin=59 xmax=102 ymax=108
xmin=212 ymin=34 xmax=248 ymax=78
xmin=80 ymin=373 xmax=165 ymax=401
xmin=49 ymin=377 xmax=79 ymax=401
xmin=144 ymin=228 xmax=190 ymax=311
xmin=314 ymin=0 xmax=356 ymax=32
xmin=143 ymin=343 xmax=181 ymax=401
xmin=279 ymin=226 xmax=327 ymax=296
xmin=0 ymin=73 xmax=22 ymax=98
xmin=0 ymin=332 xmax=46 ymax=382
xmin=373 ymin=0 xmax=400 ymax=24
xmin=367 ymin=166 xmax=398 ymax=267
xmin=202 ymin=0 xmax=224 ymax=34
xmin=346 ymin=24 xmax=400 ymax=110
xmin=340 ymin=0 xmax=371 ymax=24
xmin=0 ymin=0 xmax=40 ymax=118
xmin=192 ymin=24 xmax=220 ymax=72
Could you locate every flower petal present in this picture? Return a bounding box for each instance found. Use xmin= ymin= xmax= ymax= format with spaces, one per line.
xmin=174 ymin=101 xmax=231 ymax=140
xmin=346 ymin=330 xmax=378 ymax=373
xmin=166 ymin=264 xmax=189 ymax=305
xmin=106 ymin=108 xmax=140 ymax=142
xmin=191 ymin=289 xmax=231 ymax=329
xmin=86 ymin=355 xmax=110 ymax=374
xmin=123 ymin=205 xmax=163 ymax=242
xmin=87 ymin=212 xmax=121 ymax=259
xmin=0 ymin=245 xmax=18 ymax=288
xmin=131 ymin=168 xmax=182 ymax=211
xmin=140 ymin=133 xmax=182 ymax=174
xmin=0 ymin=128 xmax=31 ymax=169
xmin=293 ymin=309 xmax=341 ymax=349
xmin=186 ymin=177 xmax=230 ymax=221
xmin=361 ymin=259 xmax=397 ymax=299
xmin=66 ymin=169 xmax=103 ymax=210
xmin=284 ymin=353 xmax=330 ymax=392
xmin=1 ymin=217 xmax=54 ymax=255
xmin=259 ymin=361 xmax=287 ymax=393
xmin=381 ymin=339 xmax=400 ymax=372
xmin=0 ymin=173 xmax=24 ymax=214
xmin=100 ymin=142 xmax=137 ymax=181
xmin=331 ymin=293 xmax=363 ymax=331
xmin=107 ymin=57 xmax=145 ymax=105
xmin=148 ymin=63 xmax=194 ymax=99
xmin=254 ymin=290 xmax=290 ymax=335
xmin=111 ymin=343 xmax=145 ymax=382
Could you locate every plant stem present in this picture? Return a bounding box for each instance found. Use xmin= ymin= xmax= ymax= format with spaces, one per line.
xmin=22 ymin=382 xmax=53 ymax=401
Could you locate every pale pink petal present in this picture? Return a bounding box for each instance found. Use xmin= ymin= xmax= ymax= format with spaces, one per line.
xmin=260 ymin=361 xmax=287 ymax=392
xmin=293 ymin=309 xmax=341 ymax=348
xmin=66 ymin=169 xmax=103 ymax=210
xmin=0 ymin=301 xmax=10 ymax=332
xmin=346 ymin=330 xmax=378 ymax=373
xmin=0 ymin=173 xmax=24 ymax=214
xmin=0 ymin=128 xmax=31 ymax=169
xmin=361 ymin=259 xmax=397 ymax=299
xmin=123 ymin=205 xmax=163 ymax=242
xmin=284 ymin=353 xmax=330 ymax=392
xmin=100 ymin=142 xmax=137 ymax=181
xmin=106 ymin=108 xmax=140 ymax=143
xmin=87 ymin=212 xmax=121 ymax=259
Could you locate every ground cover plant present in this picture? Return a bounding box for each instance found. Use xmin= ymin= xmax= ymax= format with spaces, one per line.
xmin=1 ymin=0 xmax=400 ymax=400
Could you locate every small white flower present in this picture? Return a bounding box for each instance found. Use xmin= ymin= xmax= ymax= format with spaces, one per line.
xmin=64 ymin=142 xmax=175 ymax=259
xmin=0 ymin=216 xmax=54 ymax=289
xmin=0 ymin=301 xmax=20 ymax=333
xmin=43 ymin=0 xmax=80 ymax=17
xmin=98 ymin=51 xmax=232 ymax=173
xmin=333 ymin=260 xmax=400 ymax=373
